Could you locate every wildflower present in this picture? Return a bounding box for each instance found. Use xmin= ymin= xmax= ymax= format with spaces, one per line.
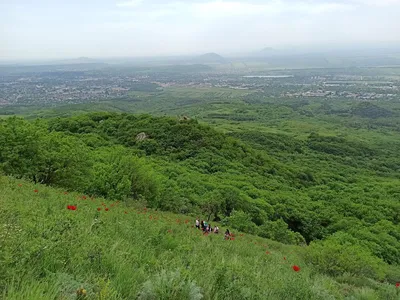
xmin=230 ymin=237 xmax=235 ymax=241
xmin=82 ymin=195 xmax=87 ymax=200
xmin=34 ymin=189 xmax=38 ymax=193
xmin=64 ymin=192 xmax=68 ymax=195
xmin=396 ymin=282 xmax=400 ymax=288
xmin=265 ymin=251 xmax=271 ymax=255
xmin=97 ymin=207 xmax=102 ymax=211
xmin=77 ymin=288 xmax=87 ymax=296
xmin=67 ymin=205 xmax=77 ymax=210
xmin=167 ymin=230 xmax=172 ymax=233
xmin=124 ymin=211 xmax=128 ymax=214
xmin=292 ymin=265 xmax=300 ymax=272
xmin=284 ymin=257 xmax=287 ymax=260
xmin=105 ymin=208 xmax=109 ymax=212
xmin=18 ymin=184 xmax=22 ymax=187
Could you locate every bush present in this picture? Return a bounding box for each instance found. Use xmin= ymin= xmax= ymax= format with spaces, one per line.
xmin=258 ymin=219 xmax=306 ymax=245
xmin=138 ymin=270 xmax=203 ymax=300
xmin=304 ymin=232 xmax=388 ymax=280
xmin=85 ymin=146 xmax=161 ymax=202
xmin=223 ymin=210 xmax=258 ymax=234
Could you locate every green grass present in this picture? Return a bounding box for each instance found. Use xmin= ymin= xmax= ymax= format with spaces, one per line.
xmin=1 ymin=176 xmax=399 ymax=299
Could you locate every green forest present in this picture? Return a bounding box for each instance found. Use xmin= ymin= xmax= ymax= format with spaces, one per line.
xmin=1 ymin=112 xmax=399 ymax=286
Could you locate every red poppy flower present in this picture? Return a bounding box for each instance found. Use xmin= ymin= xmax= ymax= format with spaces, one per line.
xmin=284 ymin=257 xmax=287 ymax=260
xmin=34 ymin=189 xmax=38 ymax=193
xmin=64 ymin=192 xmax=68 ymax=195
xmin=230 ymin=237 xmax=235 ymax=241
xmin=70 ymin=206 xmax=77 ymax=211
xmin=67 ymin=205 xmax=71 ymax=210
xmin=82 ymin=196 xmax=87 ymax=200
xmin=105 ymin=208 xmax=109 ymax=211
xmin=265 ymin=251 xmax=271 ymax=255
xmin=292 ymin=265 xmax=300 ymax=272
xmin=124 ymin=211 xmax=128 ymax=214
xmin=167 ymin=230 xmax=172 ymax=233
xmin=396 ymin=282 xmax=400 ymax=288
xmin=18 ymin=184 xmax=22 ymax=187
xmin=97 ymin=207 xmax=102 ymax=211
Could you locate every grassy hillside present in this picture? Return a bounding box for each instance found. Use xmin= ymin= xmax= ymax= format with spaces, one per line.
xmin=1 ymin=176 xmax=399 ymax=299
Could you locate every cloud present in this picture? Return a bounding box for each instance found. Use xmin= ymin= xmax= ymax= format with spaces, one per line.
xmin=116 ymin=0 xmax=144 ymax=8
xmin=2 ymin=0 xmax=400 ymax=59
xmin=115 ymin=1 xmax=354 ymax=20
xmin=352 ymin=0 xmax=400 ymax=5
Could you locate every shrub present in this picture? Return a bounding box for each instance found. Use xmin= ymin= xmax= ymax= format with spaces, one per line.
xmin=258 ymin=219 xmax=306 ymax=245
xmin=223 ymin=210 xmax=258 ymax=234
xmin=138 ymin=270 xmax=203 ymax=300
xmin=304 ymin=232 xmax=388 ymax=280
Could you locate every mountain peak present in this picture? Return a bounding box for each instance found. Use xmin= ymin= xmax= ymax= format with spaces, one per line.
xmin=194 ymin=52 xmax=226 ymax=64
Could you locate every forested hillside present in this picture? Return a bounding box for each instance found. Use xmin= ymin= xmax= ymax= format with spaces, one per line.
xmin=1 ymin=112 xmax=399 ymax=286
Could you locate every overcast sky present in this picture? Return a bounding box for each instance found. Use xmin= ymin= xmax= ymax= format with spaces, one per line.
xmin=1 ymin=0 xmax=400 ymax=60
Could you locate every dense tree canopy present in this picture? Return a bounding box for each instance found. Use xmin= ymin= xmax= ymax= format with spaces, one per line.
xmin=0 ymin=113 xmax=399 ymax=270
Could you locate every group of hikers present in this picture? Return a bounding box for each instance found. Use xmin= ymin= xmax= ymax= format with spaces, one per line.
xmin=195 ymin=218 xmax=231 ymax=240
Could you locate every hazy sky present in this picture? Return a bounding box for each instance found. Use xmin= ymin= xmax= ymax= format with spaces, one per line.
xmin=1 ymin=0 xmax=400 ymax=60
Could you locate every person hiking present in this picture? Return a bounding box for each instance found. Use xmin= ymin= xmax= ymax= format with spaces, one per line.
xmin=203 ymin=221 xmax=208 ymax=231
xmin=207 ymin=224 xmax=212 ymax=232
xmin=224 ymin=229 xmax=230 ymax=240
xmin=195 ymin=219 xmax=200 ymax=229
xmin=200 ymin=220 xmax=204 ymax=230
xmin=214 ymin=226 xmax=219 ymax=234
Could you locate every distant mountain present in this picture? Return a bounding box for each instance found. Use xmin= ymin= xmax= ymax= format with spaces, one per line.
xmin=192 ymin=53 xmax=226 ymax=64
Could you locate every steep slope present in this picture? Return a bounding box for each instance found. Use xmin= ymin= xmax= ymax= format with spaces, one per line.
xmin=1 ymin=113 xmax=400 ymax=269
xmin=1 ymin=176 xmax=398 ymax=299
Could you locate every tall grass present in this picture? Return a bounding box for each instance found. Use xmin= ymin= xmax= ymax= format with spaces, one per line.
xmin=0 ymin=176 xmax=398 ymax=299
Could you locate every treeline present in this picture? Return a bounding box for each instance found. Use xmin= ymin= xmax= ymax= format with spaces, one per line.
xmin=0 ymin=113 xmax=399 ymax=280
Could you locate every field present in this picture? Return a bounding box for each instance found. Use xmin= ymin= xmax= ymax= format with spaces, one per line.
xmin=1 ymin=176 xmax=399 ymax=299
